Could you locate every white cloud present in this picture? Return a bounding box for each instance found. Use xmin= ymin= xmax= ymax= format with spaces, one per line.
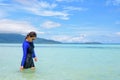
xmin=41 ymin=21 xmax=61 ymax=29
xmin=56 ymin=0 xmax=84 ymax=2
xmin=14 ymin=0 xmax=69 ymax=20
xmin=38 ymin=1 xmax=57 ymax=9
xmin=63 ymin=6 xmax=87 ymax=12
xmin=50 ymin=34 xmax=87 ymax=43
xmin=31 ymin=10 xmax=69 ymax=20
xmin=0 ymin=0 xmax=76 ymax=20
xmin=0 ymin=11 xmax=6 ymax=18
xmin=0 ymin=3 xmax=9 ymax=18
xmin=0 ymin=19 xmax=44 ymax=34
xmin=106 ymin=0 xmax=120 ymax=6
xmin=115 ymin=32 xmax=120 ymax=36
xmin=15 ymin=0 xmax=57 ymax=9
xmin=0 ymin=3 xmax=9 ymax=6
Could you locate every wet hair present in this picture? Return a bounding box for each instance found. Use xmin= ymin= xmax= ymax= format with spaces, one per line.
xmin=25 ymin=31 xmax=37 ymax=39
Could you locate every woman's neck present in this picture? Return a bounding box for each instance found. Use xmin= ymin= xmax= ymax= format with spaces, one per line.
xmin=26 ymin=38 xmax=32 ymax=42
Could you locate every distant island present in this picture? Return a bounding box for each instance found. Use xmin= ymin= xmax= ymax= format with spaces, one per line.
xmin=83 ymin=42 xmax=102 ymax=44
xmin=0 ymin=33 xmax=61 ymax=44
xmin=0 ymin=33 xmax=103 ymax=44
xmin=63 ymin=42 xmax=102 ymax=44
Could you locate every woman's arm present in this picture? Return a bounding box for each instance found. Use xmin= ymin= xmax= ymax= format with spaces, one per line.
xmin=32 ymin=49 xmax=37 ymax=62
xmin=32 ymin=49 xmax=36 ymax=58
xmin=21 ymin=42 xmax=28 ymax=66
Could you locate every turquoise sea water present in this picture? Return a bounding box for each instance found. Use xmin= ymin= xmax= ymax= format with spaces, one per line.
xmin=0 ymin=44 xmax=120 ymax=80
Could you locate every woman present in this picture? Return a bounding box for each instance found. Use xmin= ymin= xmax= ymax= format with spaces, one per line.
xmin=20 ymin=31 xmax=38 ymax=71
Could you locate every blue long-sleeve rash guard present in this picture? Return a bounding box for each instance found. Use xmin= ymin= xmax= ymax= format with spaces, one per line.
xmin=21 ymin=41 xmax=36 ymax=66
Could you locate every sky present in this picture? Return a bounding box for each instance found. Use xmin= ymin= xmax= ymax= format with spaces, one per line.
xmin=0 ymin=0 xmax=120 ymax=43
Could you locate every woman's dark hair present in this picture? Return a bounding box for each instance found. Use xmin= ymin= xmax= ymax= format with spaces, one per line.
xmin=25 ymin=31 xmax=37 ymax=39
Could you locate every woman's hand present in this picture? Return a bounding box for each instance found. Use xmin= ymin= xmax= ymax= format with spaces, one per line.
xmin=20 ymin=66 xmax=24 ymax=71
xmin=34 ymin=57 xmax=38 ymax=62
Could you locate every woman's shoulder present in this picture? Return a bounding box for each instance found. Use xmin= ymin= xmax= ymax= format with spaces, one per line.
xmin=23 ymin=40 xmax=29 ymax=46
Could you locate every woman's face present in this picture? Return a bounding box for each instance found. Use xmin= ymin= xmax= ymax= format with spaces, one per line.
xmin=27 ymin=36 xmax=36 ymax=42
xmin=31 ymin=37 xmax=36 ymax=41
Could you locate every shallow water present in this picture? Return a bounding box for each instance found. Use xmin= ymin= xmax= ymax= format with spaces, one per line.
xmin=0 ymin=44 xmax=120 ymax=80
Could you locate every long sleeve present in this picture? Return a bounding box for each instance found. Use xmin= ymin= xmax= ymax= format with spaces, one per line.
xmin=31 ymin=42 xmax=36 ymax=58
xmin=32 ymin=49 xmax=36 ymax=58
xmin=21 ymin=41 xmax=28 ymax=66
